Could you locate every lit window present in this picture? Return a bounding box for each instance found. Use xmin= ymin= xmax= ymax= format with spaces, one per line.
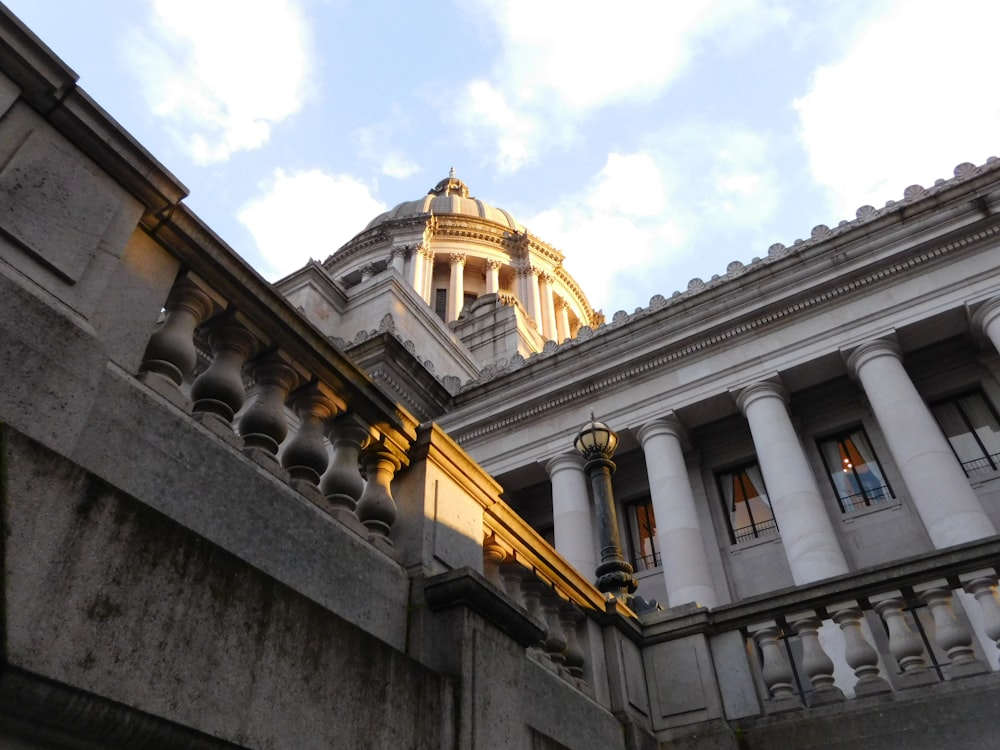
xmin=930 ymin=391 xmax=1000 ymax=477
xmin=717 ymin=462 xmax=776 ymax=544
xmin=625 ymin=498 xmax=659 ymax=571
xmin=817 ymin=429 xmax=892 ymax=513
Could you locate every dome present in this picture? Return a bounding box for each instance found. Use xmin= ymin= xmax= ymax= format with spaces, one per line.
xmin=365 ymin=169 xmax=524 ymax=232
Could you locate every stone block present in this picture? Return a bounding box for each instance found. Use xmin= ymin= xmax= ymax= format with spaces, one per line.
xmin=0 ymin=126 xmax=119 ymax=282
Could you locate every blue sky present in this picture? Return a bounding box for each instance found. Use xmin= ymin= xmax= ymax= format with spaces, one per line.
xmin=7 ymin=0 xmax=999 ymax=316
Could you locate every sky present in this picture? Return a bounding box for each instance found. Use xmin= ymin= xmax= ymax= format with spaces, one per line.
xmin=7 ymin=0 xmax=1000 ymax=316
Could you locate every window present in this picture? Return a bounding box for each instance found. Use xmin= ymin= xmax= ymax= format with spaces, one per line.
xmin=717 ymin=462 xmax=776 ymax=544
xmin=625 ymin=498 xmax=659 ymax=571
xmin=434 ymin=288 xmax=447 ymax=321
xmin=930 ymin=391 xmax=1000 ymax=477
xmin=817 ymin=429 xmax=892 ymax=513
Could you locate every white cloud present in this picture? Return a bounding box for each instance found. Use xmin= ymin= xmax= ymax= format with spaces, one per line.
xmin=238 ymin=169 xmax=385 ymax=278
xmin=456 ymin=0 xmax=788 ymax=171
xmin=525 ymin=153 xmax=684 ymax=310
xmin=126 ymin=0 xmax=313 ymax=164
xmin=352 ymin=124 xmax=421 ymax=179
xmin=525 ymin=128 xmax=780 ymax=312
xmin=795 ymin=1 xmax=1000 ymax=218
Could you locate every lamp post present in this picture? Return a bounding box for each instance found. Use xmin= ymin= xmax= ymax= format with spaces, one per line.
xmin=574 ymin=413 xmax=637 ymax=603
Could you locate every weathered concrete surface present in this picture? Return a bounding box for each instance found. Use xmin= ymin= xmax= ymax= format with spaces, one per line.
xmin=1 ymin=427 xmax=455 ymax=749
xmin=675 ymin=675 xmax=1000 ymax=750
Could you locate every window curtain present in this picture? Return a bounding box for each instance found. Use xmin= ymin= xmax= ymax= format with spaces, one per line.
xmin=744 ymin=464 xmax=770 ymax=508
xmin=960 ymin=393 xmax=1000 ymax=460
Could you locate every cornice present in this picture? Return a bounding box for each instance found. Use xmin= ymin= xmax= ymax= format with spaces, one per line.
xmin=448 ymin=215 xmax=1000 ymax=443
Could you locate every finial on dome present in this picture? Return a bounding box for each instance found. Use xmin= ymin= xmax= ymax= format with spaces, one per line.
xmin=449 ymin=166 xmax=456 ymax=178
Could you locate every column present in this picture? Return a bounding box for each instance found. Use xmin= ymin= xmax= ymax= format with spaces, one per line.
xmin=736 ymin=380 xmax=849 ymax=584
xmin=389 ymin=247 xmax=406 ymax=275
xmin=636 ymin=417 xmax=718 ymax=607
xmin=973 ymin=296 xmax=1000 ymax=355
xmin=447 ymin=253 xmax=466 ymax=321
xmin=423 ymin=247 xmax=436 ymax=303
xmin=556 ymin=299 xmax=571 ymax=343
xmin=847 ymin=337 xmax=995 ymax=547
xmin=546 ymin=454 xmax=597 ymax=576
xmin=405 ymin=243 xmax=419 ymax=287
xmin=538 ymin=272 xmax=558 ymax=341
xmin=485 ymin=259 xmax=501 ymax=295
xmin=528 ymin=267 xmax=543 ymax=331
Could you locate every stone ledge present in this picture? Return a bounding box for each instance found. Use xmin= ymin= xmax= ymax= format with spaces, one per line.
xmin=423 ymin=567 xmax=545 ymax=646
xmin=0 ymin=666 xmax=247 ymax=750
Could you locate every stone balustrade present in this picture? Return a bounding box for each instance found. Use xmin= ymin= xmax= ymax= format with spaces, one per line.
xmin=137 ymin=268 xmax=417 ymax=556
xmin=642 ymin=536 xmax=1000 ymax=729
xmin=481 ymin=500 xmax=632 ymax=696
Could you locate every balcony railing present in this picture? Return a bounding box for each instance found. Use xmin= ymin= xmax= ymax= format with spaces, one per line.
xmin=644 ymin=536 xmax=1000 ymax=716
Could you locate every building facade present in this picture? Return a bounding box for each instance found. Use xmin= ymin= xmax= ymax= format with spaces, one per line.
xmin=3 ymin=6 xmax=1000 ymax=749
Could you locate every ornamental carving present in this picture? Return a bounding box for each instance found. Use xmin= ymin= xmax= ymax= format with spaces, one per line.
xmin=954 ymin=162 xmax=976 ymax=178
xmin=485 ymin=258 xmax=502 ymax=271
xmin=450 ymin=253 xmax=467 ymax=265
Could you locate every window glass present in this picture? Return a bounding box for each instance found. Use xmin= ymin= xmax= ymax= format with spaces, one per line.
xmin=817 ymin=429 xmax=892 ymax=513
xmin=625 ymin=498 xmax=660 ymax=571
xmin=930 ymin=391 xmax=1000 ymax=477
xmin=717 ymin=463 xmax=777 ymax=544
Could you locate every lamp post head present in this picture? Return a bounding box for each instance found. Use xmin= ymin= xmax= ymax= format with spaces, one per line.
xmin=574 ymin=412 xmax=619 ymax=462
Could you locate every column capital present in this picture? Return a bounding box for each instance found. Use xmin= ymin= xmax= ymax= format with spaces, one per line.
xmin=635 ymin=414 xmax=685 ymax=446
xmin=449 ymin=252 xmax=467 ymax=266
xmin=734 ymin=379 xmax=787 ymax=415
xmin=545 ymin=452 xmax=586 ymax=476
xmin=844 ymin=336 xmax=901 ymax=379
xmin=971 ymin=296 xmax=1000 ymax=335
xmin=485 ymin=258 xmax=502 ymax=271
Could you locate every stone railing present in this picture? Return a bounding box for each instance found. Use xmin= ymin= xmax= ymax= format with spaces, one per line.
xmin=136 ymin=265 xmax=419 ymax=558
xmin=480 ymin=501 xmax=634 ymax=696
xmin=641 ymin=536 xmax=1000 ymax=732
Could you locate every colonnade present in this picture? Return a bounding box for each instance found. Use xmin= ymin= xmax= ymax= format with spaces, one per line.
xmin=402 ymin=246 xmax=572 ymax=334
xmin=545 ymin=297 xmax=1000 ymax=609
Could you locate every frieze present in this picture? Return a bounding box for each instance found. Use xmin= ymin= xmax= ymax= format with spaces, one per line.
xmin=452 ymin=220 xmax=998 ymax=436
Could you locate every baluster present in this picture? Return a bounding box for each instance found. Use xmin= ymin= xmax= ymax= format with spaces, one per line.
xmin=500 ymin=562 xmax=525 ymax=607
xmin=520 ymin=578 xmax=549 ymax=660
xmin=138 ymin=275 xmax=214 ymax=406
xmin=559 ymin=603 xmax=586 ymax=683
xmin=788 ymin=614 xmax=844 ymax=705
xmin=356 ymin=444 xmax=403 ymax=556
xmin=319 ymin=414 xmax=370 ymax=533
xmin=482 ymin=533 xmax=507 ymax=589
xmin=283 ymin=382 xmax=344 ymax=503
xmin=962 ymin=571 xmax=1000 ymax=652
xmin=540 ymin=590 xmax=568 ymax=673
xmin=748 ymin=623 xmax=800 ymax=712
xmin=916 ymin=582 xmax=989 ymax=679
xmin=871 ymin=593 xmax=938 ymax=688
xmin=829 ymin=603 xmax=891 ymax=695
xmin=238 ymin=352 xmax=299 ymax=473
xmin=190 ymin=319 xmax=257 ymax=441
